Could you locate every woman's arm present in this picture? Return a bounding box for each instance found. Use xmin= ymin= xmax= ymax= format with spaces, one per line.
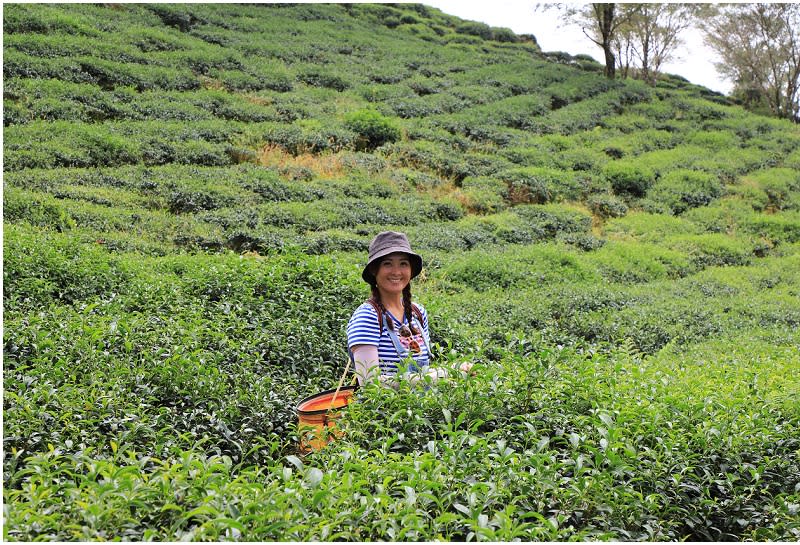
xmin=351 ymin=344 xmax=385 ymax=386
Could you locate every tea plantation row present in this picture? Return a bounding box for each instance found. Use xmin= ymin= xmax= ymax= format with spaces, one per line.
xmin=5 ymin=210 xmax=800 ymax=539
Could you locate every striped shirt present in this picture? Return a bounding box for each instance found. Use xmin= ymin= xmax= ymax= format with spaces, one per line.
xmin=347 ymin=301 xmax=430 ymax=376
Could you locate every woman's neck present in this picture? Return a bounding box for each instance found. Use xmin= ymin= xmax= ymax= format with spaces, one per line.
xmin=379 ymin=291 xmax=404 ymax=317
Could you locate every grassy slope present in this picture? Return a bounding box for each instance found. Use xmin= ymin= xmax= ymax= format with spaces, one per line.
xmin=3 ymin=3 xmax=800 ymax=541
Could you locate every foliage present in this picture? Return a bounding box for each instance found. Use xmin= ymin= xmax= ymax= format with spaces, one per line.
xmin=587 ymin=193 xmax=628 ymax=218
xmin=603 ymin=160 xmax=655 ymax=197
xmin=703 ymin=3 xmax=800 ymax=121
xmin=647 ymin=169 xmax=726 ymax=214
xmin=3 ymin=3 xmax=800 ymax=542
xmin=343 ymin=109 xmax=402 ymax=151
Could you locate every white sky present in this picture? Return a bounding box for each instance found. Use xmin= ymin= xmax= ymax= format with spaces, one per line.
xmin=423 ymin=0 xmax=733 ymax=95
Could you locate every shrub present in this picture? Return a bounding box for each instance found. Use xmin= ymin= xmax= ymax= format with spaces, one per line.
xmin=603 ymin=160 xmax=655 ymax=197
xmin=457 ymin=176 xmax=508 ymax=214
xmin=556 ymin=231 xmax=606 ymax=251
xmin=589 ymin=240 xmax=692 ymax=283
xmin=500 ymin=145 xmax=558 ymax=168
xmin=210 ymin=64 xmax=294 ymax=93
xmin=604 ymin=212 xmax=701 ymax=242
xmin=744 ymin=168 xmax=800 ymax=211
xmin=297 ymin=70 xmax=349 ymax=91
xmin=784 ymin=148 xmax=800 ymax=170
xmin=173 ymin=141 xmax=231 ymax=166
xmin=454 ymin=21 xmax=493 ymax=40
xmin=664 ymin=233 xmax=754 ymax=268
xmin=83 ymin=130 xmax=141 ymax=167
xmin=587 ymin=193 xmax=628 ymax=219
xmin=442 ymin=249 xmax=528 ymax=291
xmin=499 ymin=167 xmax=585 ymax=204
xmin=597 ymin=128 xmax=677 ymax=157
xmin=491 ymin=27 xmax=518 ymax=43
xmin=687 ymin=129 xmax=739 ymax=149
xmin=3 ymin=186 xmax=76 ymax=231
xmin=442 ymin=243 xmax=594 ymax=292
xmin=343 ymin=109 xmax=402 ymax=151
xmin=4 ymin=224 xmax=131 ymax=310
xmin=384 ymin=140 xmax=477 ymax=182
xmin=647 ymin=169 xmax=725 ymax=215
xmin=683 ymin=199 xmax=752 ymax=234
xmin=739 ymin=210 xmax=800 ymax=244
xmin=258 ymin=122 xmax=356 ymax=155
xmin=168 ymin=190 xmax=221 ymax=214
xmin=389 ymin=168 xmax=444 ymax=191
xmin=513 ymin=203 xmax=592 ymax=238
xmin=634 ymin=145 xmax=706 ymax=179
xmin=390 ymin=93 xmax=468 ymax=118
xmin=555 ymin=147 xmax=608 ymax=172
xmin=694 ymin=147 xmax=771 ymax=183
xmin=490 ymin=95 xmax=550 ymax=130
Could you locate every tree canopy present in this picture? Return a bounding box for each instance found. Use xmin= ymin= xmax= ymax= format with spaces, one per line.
xmin=702 ymin=3 xmax=800 ymax=122
xmin=540 ymin=2 xmax=800 ymax=122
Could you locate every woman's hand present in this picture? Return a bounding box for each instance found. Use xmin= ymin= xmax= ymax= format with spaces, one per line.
xmin=459 ymin=362 xmax=474 ymax=374
xmin=425 ymin=367 xmax=448 ymax=380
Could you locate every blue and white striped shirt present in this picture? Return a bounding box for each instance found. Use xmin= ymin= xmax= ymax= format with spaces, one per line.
xmin=347 ymin=302 xmax=430 ymax=376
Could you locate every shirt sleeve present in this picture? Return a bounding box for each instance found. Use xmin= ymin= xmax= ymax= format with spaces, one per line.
xmin=347 ymin=303 xmax=380 ymax=349
xmin=351 ymin=344 xmax=380 ymax=385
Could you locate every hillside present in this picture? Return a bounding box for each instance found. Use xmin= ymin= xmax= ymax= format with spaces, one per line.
xmin=3 ymin=3 xmax=800 ymax=541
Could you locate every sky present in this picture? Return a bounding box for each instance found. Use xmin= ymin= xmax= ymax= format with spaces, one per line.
xmin=423 ymin=1 xmax=733 ymax=95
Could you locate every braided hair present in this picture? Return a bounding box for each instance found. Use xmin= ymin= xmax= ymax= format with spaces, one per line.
xmin=369 ymin=284 xmax=414 ymax=331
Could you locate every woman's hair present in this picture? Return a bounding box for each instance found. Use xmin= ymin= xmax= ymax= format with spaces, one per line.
xmin=370 ymin=284 xmax=413 ymax=331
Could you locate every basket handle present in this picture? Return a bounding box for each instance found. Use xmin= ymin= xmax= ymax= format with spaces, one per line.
xmin=328 ymin=357 xmax=352 ymax=411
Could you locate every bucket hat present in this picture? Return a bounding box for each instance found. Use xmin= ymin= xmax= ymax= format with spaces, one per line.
xmin=362 ymin=231 xmax=423 ymax=285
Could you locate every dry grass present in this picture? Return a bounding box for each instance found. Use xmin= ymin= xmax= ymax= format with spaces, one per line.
xmin=198 ymin=76 xmax=225 ymax=91
xmin=257 ymin=144 xmax=347 ymax=179
xmin=244 ymin=94 xmax=274 ymax=107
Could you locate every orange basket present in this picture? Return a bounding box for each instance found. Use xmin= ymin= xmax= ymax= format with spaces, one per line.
xmin=296 ymin=385 xmax=357 ymax=452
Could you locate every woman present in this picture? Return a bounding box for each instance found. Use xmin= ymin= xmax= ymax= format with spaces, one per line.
xmin=347 ymin=231 xmax=472 ymax=386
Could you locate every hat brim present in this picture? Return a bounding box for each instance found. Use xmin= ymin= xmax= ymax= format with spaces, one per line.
xmin=362 ymin=250 xmax=422 ymax=285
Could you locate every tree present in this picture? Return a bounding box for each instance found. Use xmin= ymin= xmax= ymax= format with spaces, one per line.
xmin=538 ymin=3 xmax=699 ymax=85
xmin=702 ymin=3 xmax=800 ymax=122
xmin=613 ymin=4 xmax=704 ymax=86
xmin=537 ymin=3 xmax=629 ymax=79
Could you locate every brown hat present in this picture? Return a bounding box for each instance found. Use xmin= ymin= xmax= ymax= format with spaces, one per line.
xmin=362 ymin=231 xmax=423 ymax=285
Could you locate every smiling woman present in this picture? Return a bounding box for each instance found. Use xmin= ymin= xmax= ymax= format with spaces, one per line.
xmin=346 ymin=230 xmax=472 ymax=386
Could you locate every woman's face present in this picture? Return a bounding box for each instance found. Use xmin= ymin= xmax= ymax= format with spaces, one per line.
xmin=373 ymin=253 xmax=412 ymax=297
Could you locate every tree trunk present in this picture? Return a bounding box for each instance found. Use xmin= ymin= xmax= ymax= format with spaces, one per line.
xmin=598 ymin=3 xmax=617 ymax=79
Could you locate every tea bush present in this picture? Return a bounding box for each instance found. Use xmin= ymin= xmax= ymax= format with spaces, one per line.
xmin=554 ymin=146 xmax=608 ymax=172
xmin=588 ymin=241 xmax=692 ymax=283
xmin=587 ymin=193 xmax=628 ymax=219
xmin=457 ymin=176 xmax=508 ymax=214
xmin=596 ymin=127 xmax=677 ymax=158
xmin=603 ymin=160 xmax=655 ymax=197
xmin=442 ymin=243 xmax=597 ymax=292
xmin=634 ymin=145 xmax=706 ymax=178
xmin=3 ymin=224 xmax=132 ymax=310
xmin=3 ymin=186 xmax=76 ymax=231
xmin=695 ymin=146 xmax=771 ymax=183
xmin=500 ymin=166 xmax=585 ymax=204
xmin=663 ymin=233 xmax=755 ymax=268
xmin=343 ymin=109 xmax=402 ymax=151
xmin=743 ymin=167 xmax=800 ymax=211
xmin=647 ymin=169 xmax=725 ymax=215
xmin=603 ymin=211 xmax=701 ymax=241
xmin=740 ymin=211 xmax=800 ymax=244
